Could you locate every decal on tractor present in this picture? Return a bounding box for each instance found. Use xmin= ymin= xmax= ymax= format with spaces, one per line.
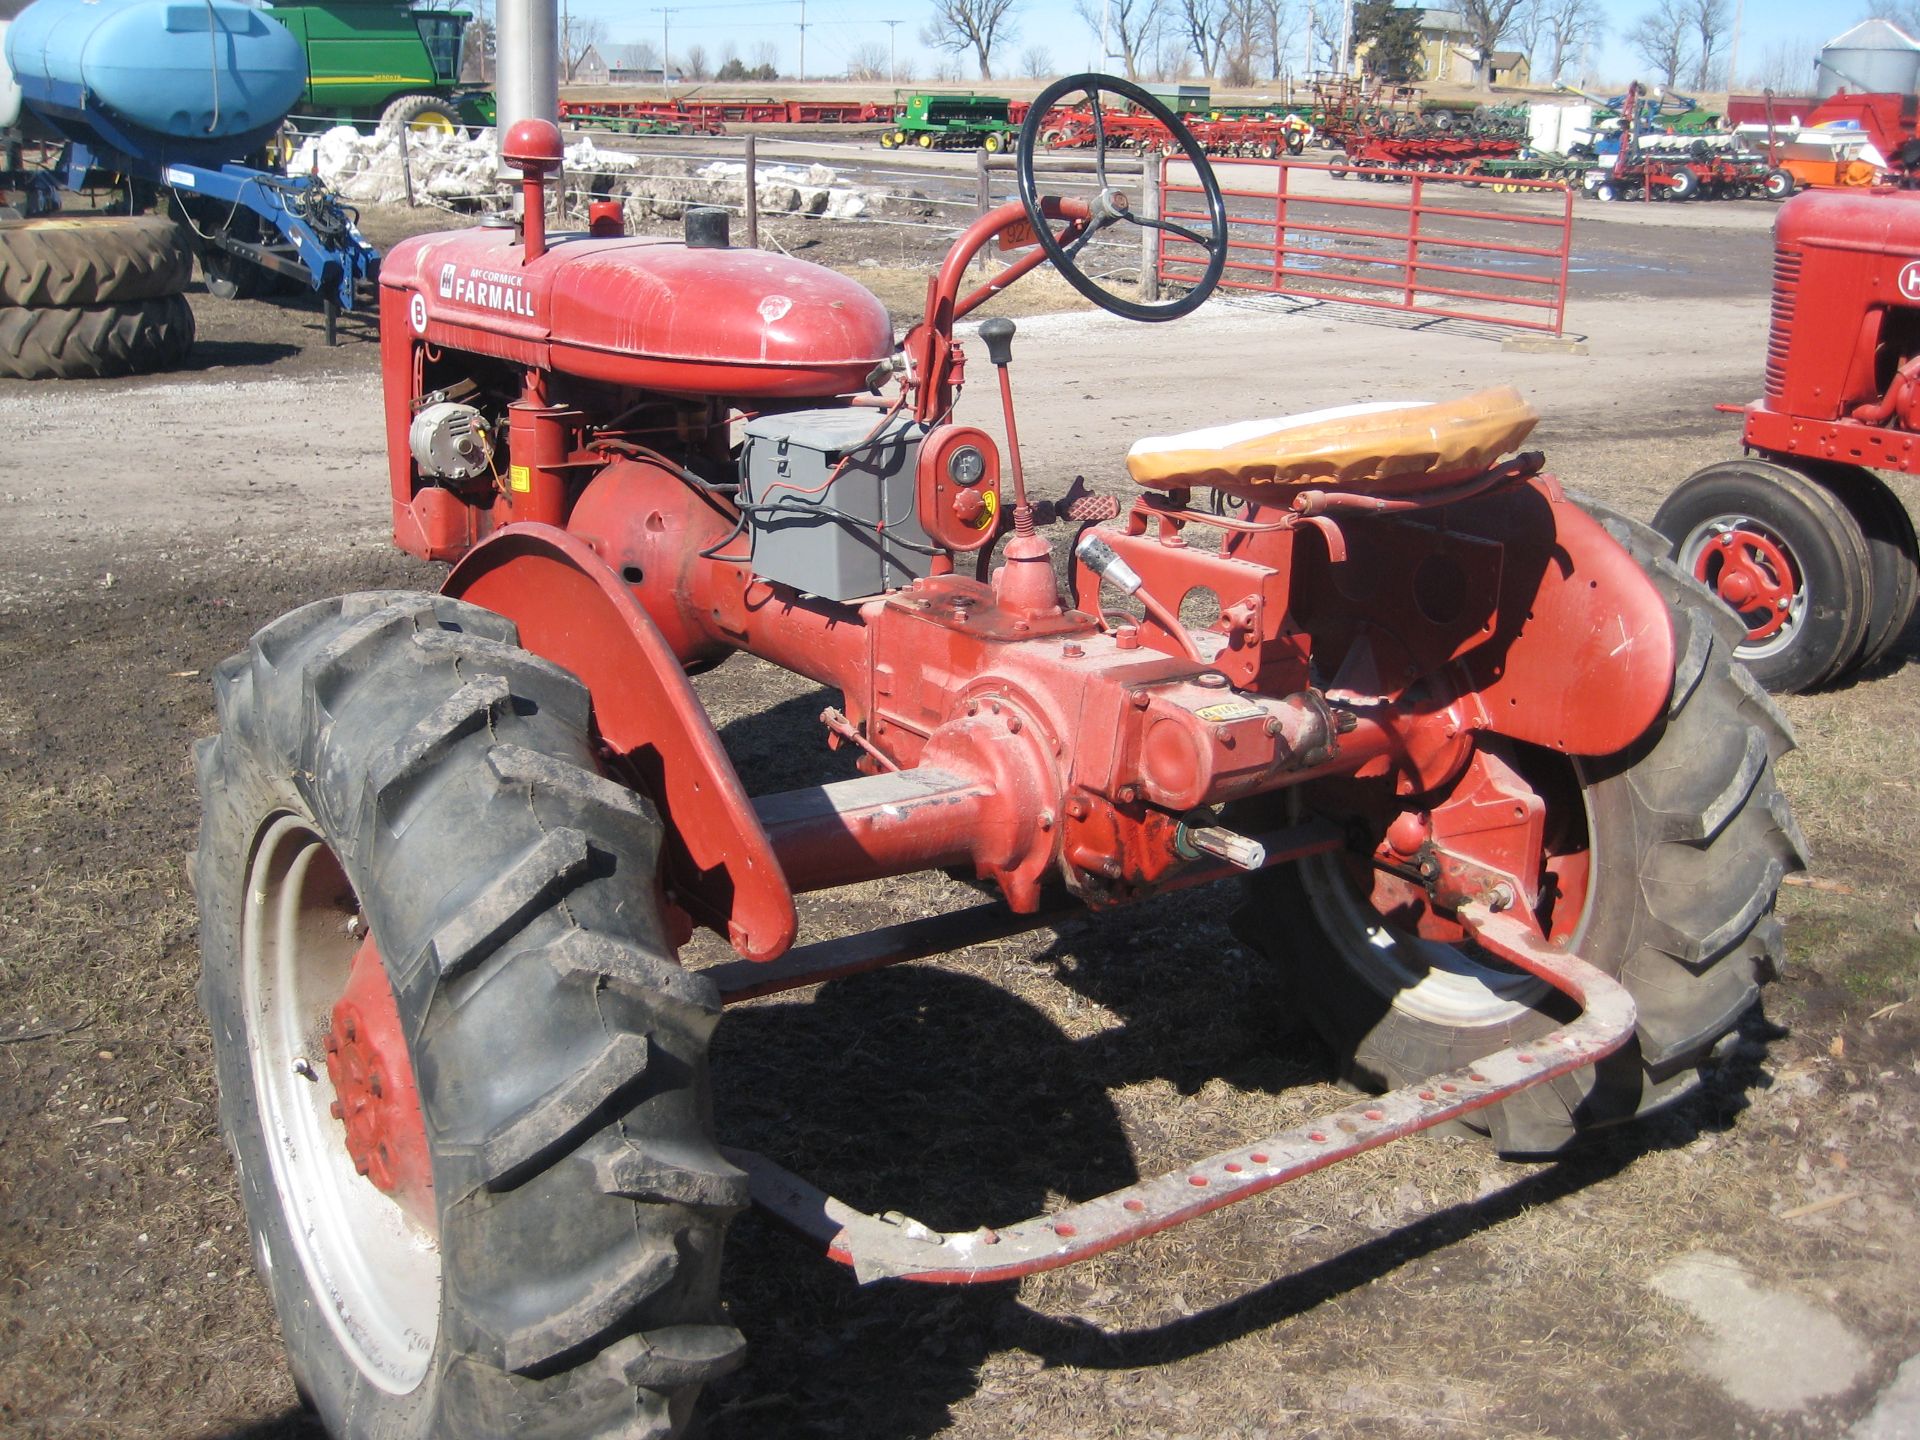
xmin=1900 ymin=259 xmax=1920 ymax=301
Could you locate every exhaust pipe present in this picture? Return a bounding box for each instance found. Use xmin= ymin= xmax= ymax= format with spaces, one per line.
xmin=494 ymin=0 xmax=559 ymax=181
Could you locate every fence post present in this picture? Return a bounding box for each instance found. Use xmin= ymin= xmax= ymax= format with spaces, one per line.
xmin=1405 ymin=173 xmax=1421 ymax=310
xmin=1139 ymin=154 xmax=1161 ymax=303
xmin=395 ymin=122 xmax=416 ymax=208
xmin=744 ymin=133 xmax=760 ymax=249
xmin=975 ymin=146 xmax=991 ymax=219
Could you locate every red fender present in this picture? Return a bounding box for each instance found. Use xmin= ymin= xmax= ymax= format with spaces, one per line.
xmin=444 ymin=523 xmax=798 ymax=962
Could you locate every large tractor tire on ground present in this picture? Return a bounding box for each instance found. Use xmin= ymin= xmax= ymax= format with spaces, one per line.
xmin=0 ymin=293 xmax=194 ymax=379
xmin=1809 ymin=461 xmax=1920 ymax=673
xmin=1234 ymin=504 xmax=1805 ymax=1156
xmin=196 ymin=593 xmax=744 ymax=1439
xmin=380 ymin=93 xmax=462 ymax=135
xmin=0 ymin=215 xmax=192 ymax=307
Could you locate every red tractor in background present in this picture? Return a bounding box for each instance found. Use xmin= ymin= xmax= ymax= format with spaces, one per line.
xmin=1654 ymin=96 xmax=1920 ymax=691
xmin=194 ymin=75 xmax=1802 ymax=1439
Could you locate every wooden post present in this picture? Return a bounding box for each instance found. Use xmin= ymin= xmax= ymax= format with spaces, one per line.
xmin=744 ymin=133 xmax=760 ymax=249
xmin=396 ymin=121 xmax=416 ymax=208
xmin=1138 ymin=153 xmax=1161 ymax=303
xmin=976 ymin=145 xmax=990 ymax=218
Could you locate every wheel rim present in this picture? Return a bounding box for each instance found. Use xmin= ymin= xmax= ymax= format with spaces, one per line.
xmin=242 ymin=813 xmax=440 ymax=1392
xmin=409 ymin=110 xmax=456 ymax=136
xmin=1297 ymin=749 xmax=1593 ymax=1028
xmin=1678 ymin=515 xmax=1804 ymax=655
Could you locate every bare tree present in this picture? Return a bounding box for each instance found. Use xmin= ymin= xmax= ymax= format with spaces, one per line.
xmin=1457 ymin=0 xmax=1528 ymax=89
xmin=1258 ymin=0 xmax=1295 ymax=79
xmin=1684 ymin=0 xmax=1728 ymax=88
xmin=1538 ymin=0 xmax=1602 ymax=81
xmin=931 ymin=56 xmax=966 ymax=81
xmin=1152 ymin=33 xmax=1189 ymax=78
xmin=922 ymin=0 xmax=1021 ymax=79
xmin=845 ymin=41 xmax=889 ymax=80
xmin=750 ymin=41 xmax=781 ymax=74
xmin=1750 ymin=35 xmax=1819 ymax=94
xmin=1071 ymin=0 xmax=1163 ymax=79
xmin=1864 ymin=1 xmax=1920 ymax=39
xmin=682 ymin=41 xmax=709 ymax=80
xmin=1020 ymin=44 xmax=1054 ymax=76
xmin=1218 ymin=0 xmax=1267 ymax=83
xmin=563 ymin=15 xmax=607 ymax=80
xmin=610 ymin=40 xmax=661 ymax=74
xmin=1627 ymin=0 xmax=1691 ymax=87
xmin=1177 ymin=0 xmax=1224 ymax=75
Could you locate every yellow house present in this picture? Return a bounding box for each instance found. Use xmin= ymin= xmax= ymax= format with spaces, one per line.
xmin=1411 ymin=9 xmax=1533 ymax=85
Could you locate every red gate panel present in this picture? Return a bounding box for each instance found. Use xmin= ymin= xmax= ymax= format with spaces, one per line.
xmin=1158 ymin=157 xmax=1573 ymax=336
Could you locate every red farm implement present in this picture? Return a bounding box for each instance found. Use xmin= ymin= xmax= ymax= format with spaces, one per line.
xmin=197 ymin=71 xmax=1800 ymax=1440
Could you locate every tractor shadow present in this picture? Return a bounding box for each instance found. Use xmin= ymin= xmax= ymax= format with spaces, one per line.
xmin=700 ymin=683 xmax=1789 ymax=1437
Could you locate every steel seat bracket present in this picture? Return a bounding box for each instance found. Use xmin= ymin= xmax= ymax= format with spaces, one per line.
xmin=728 ymin=900 xmax=1637 ymax=1284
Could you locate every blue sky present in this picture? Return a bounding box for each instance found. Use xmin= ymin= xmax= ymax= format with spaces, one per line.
xmin=566 ymin=0 xmax=1862 ymax=93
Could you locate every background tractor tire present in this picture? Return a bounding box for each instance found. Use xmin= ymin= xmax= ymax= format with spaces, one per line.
xmin=196 ymin=593 xmax=743 ymax=1440
xmin=380 ymin=93 xmax=462 ymax=135
xmin=0 ymin=294 xmax=194 ymax=379
xmin=0 ymin=214 xmax=192 ymax=307
xmin=1234 ymin=504 xmax=1805 ymax=1156
xmin=1654 ymin=458 xmax=1874 ymax=693
xmin=1810 ymin=462 xmax=1920 ymax=673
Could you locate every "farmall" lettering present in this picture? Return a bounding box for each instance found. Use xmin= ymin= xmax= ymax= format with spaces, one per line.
xmin=437 ymin=261 xmax=538 ymax=318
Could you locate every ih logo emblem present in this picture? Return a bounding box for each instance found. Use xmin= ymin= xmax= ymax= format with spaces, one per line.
xmin=438 ymin=263 xmax=458 ymax=298
xmin=1900 ymin=261 xmax=1920 ymax=302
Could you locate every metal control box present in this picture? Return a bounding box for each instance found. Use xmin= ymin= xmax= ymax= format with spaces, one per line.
xmin=741 ymin=408 xmax=932 ymax=601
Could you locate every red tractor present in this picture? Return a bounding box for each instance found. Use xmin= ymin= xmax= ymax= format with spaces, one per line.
xmin=194 ymin=75 xmax=1801 ymax=1438
xmin=1654 ymin=153 xmax=1920 ymax=690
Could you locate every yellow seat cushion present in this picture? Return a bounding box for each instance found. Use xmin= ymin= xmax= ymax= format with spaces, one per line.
xmin=1125 ymin=387 xmax=1539 ymax=499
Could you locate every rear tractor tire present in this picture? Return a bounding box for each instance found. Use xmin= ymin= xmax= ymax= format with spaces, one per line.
xmin=1233 ymin=503 xmax=1805 ymax=1156
xmin=0 ymin=293 xmax=194 ymax=379
xmin=0 ymin=214 xmax=192 ymax=306
xmin=1654 ymin=457 xmax=1875 ymax=693
xmin=196 ymin=593 xmax=744 ymax=1439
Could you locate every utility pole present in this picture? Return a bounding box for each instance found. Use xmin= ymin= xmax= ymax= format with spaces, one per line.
xmin=1337 ymin=0 xmax=1352 ymax=76
xmin=651 ymin=5 xmax=674 ymax=85
xmin=884 ymin=18 xmax=900 ymax=82
xmin=798 ymin=0 xmax=806 ymax=81
xmin=560 ymin=0 xmax=570 ymax=80
xmin=1726 ymin=0 xmax=1745 ymax=91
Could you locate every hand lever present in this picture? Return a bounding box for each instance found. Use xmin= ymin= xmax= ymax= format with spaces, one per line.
xmin=977 ymin=318 xmax=1032 ymax=531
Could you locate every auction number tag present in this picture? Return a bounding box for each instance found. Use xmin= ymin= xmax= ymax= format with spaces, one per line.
xmin=997 ymin=217 xmax=1041 ymax=251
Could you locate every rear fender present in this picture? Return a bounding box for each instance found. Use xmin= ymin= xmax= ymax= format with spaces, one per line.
xmin=1293 ymin=477 xmax=1673 ymax=757
xmin=444 ymin=523 xmax=798 ymax=961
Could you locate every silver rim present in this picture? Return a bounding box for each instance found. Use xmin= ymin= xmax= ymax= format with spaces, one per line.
xmin=1675 ymin=514 xmax=1805 ymax=663
xmin=1295 ymin=762 xmax=1594 ymax=1028
xmin=242 ymin=813 xmax=439 ymax=1392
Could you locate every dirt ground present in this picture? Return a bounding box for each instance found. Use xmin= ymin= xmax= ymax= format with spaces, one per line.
xmin=2 ymin=193 xmax=1918 ymax=1440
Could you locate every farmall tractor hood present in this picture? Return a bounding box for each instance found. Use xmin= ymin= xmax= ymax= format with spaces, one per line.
xmin=381 ymin=226 xmax=896 ymax=397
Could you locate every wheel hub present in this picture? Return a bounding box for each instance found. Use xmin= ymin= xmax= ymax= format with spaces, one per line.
xmin=1694 ymin=525 xmax=1796 ymax=642
xmin=324 ymin=934 xmax=435 ymax=1226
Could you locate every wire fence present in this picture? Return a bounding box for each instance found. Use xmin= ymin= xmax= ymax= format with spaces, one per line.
xmin=275 ymin=113 xmax=1151 ymax=283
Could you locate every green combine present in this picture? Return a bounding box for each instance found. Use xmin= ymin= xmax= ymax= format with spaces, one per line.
xmin=269 ymin=1 xmax=495 ymax=133
xmin=879 ymin=92 xmax=1017 ymax=151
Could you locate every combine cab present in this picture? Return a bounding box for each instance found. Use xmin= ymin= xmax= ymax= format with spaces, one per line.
xmin=194 ymin=73 xmax=1803 ymax=1439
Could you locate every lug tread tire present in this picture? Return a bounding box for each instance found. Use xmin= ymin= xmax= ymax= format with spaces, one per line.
xmin=0 ymin=293 xmax=194 ymax=379
xmin=0 ymin=215 xmax=192 ymax=306
xmin=1234 ymin=501 xmax=1803 ymax=1156
xmin=381 ymin=93 xmax=462 ymax=133
xmin=196 ymin=593 xmax=734 ymax=1440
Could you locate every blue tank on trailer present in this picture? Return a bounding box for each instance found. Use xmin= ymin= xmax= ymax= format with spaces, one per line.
xmin=5 ymin=0 xmax=303 ymax=150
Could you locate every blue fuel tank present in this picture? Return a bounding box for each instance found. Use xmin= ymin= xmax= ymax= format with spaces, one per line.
xmin=5 ymin=0 xmax=304 ymax=144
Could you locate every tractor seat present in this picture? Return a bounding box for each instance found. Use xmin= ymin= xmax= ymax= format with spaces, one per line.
xmin=1125 ymin=387 xmax=1539 ymax=500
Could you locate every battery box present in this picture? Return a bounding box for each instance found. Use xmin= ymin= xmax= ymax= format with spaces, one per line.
xmin=740 ymin=408 xmax=933 ymax=602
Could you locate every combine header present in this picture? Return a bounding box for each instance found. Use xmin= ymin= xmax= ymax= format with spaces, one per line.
xmin=194 ymin=69 xmax=1801 ymax=1440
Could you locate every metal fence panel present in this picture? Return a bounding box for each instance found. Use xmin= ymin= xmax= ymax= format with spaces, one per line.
xmin=1157 ymin=157 xmax=1573 ymax=336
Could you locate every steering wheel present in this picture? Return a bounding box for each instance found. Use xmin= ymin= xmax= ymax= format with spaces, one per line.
xmin=1017 ymin=73 xmax=1229 ymax=322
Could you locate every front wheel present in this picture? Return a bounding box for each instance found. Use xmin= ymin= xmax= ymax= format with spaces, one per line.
xmin=1653 ymin=458 xmax=1875 ymax=692
xmin=1765 ymin=167 xmax=1795 ymax=199
xmin=1667 ymin=167 xmax=1699 ymax=200
xmin=196 ymin=593 xmax=744 ymax=1439
xmin=1234 ymin=507 xmax=1804 ymax=1155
